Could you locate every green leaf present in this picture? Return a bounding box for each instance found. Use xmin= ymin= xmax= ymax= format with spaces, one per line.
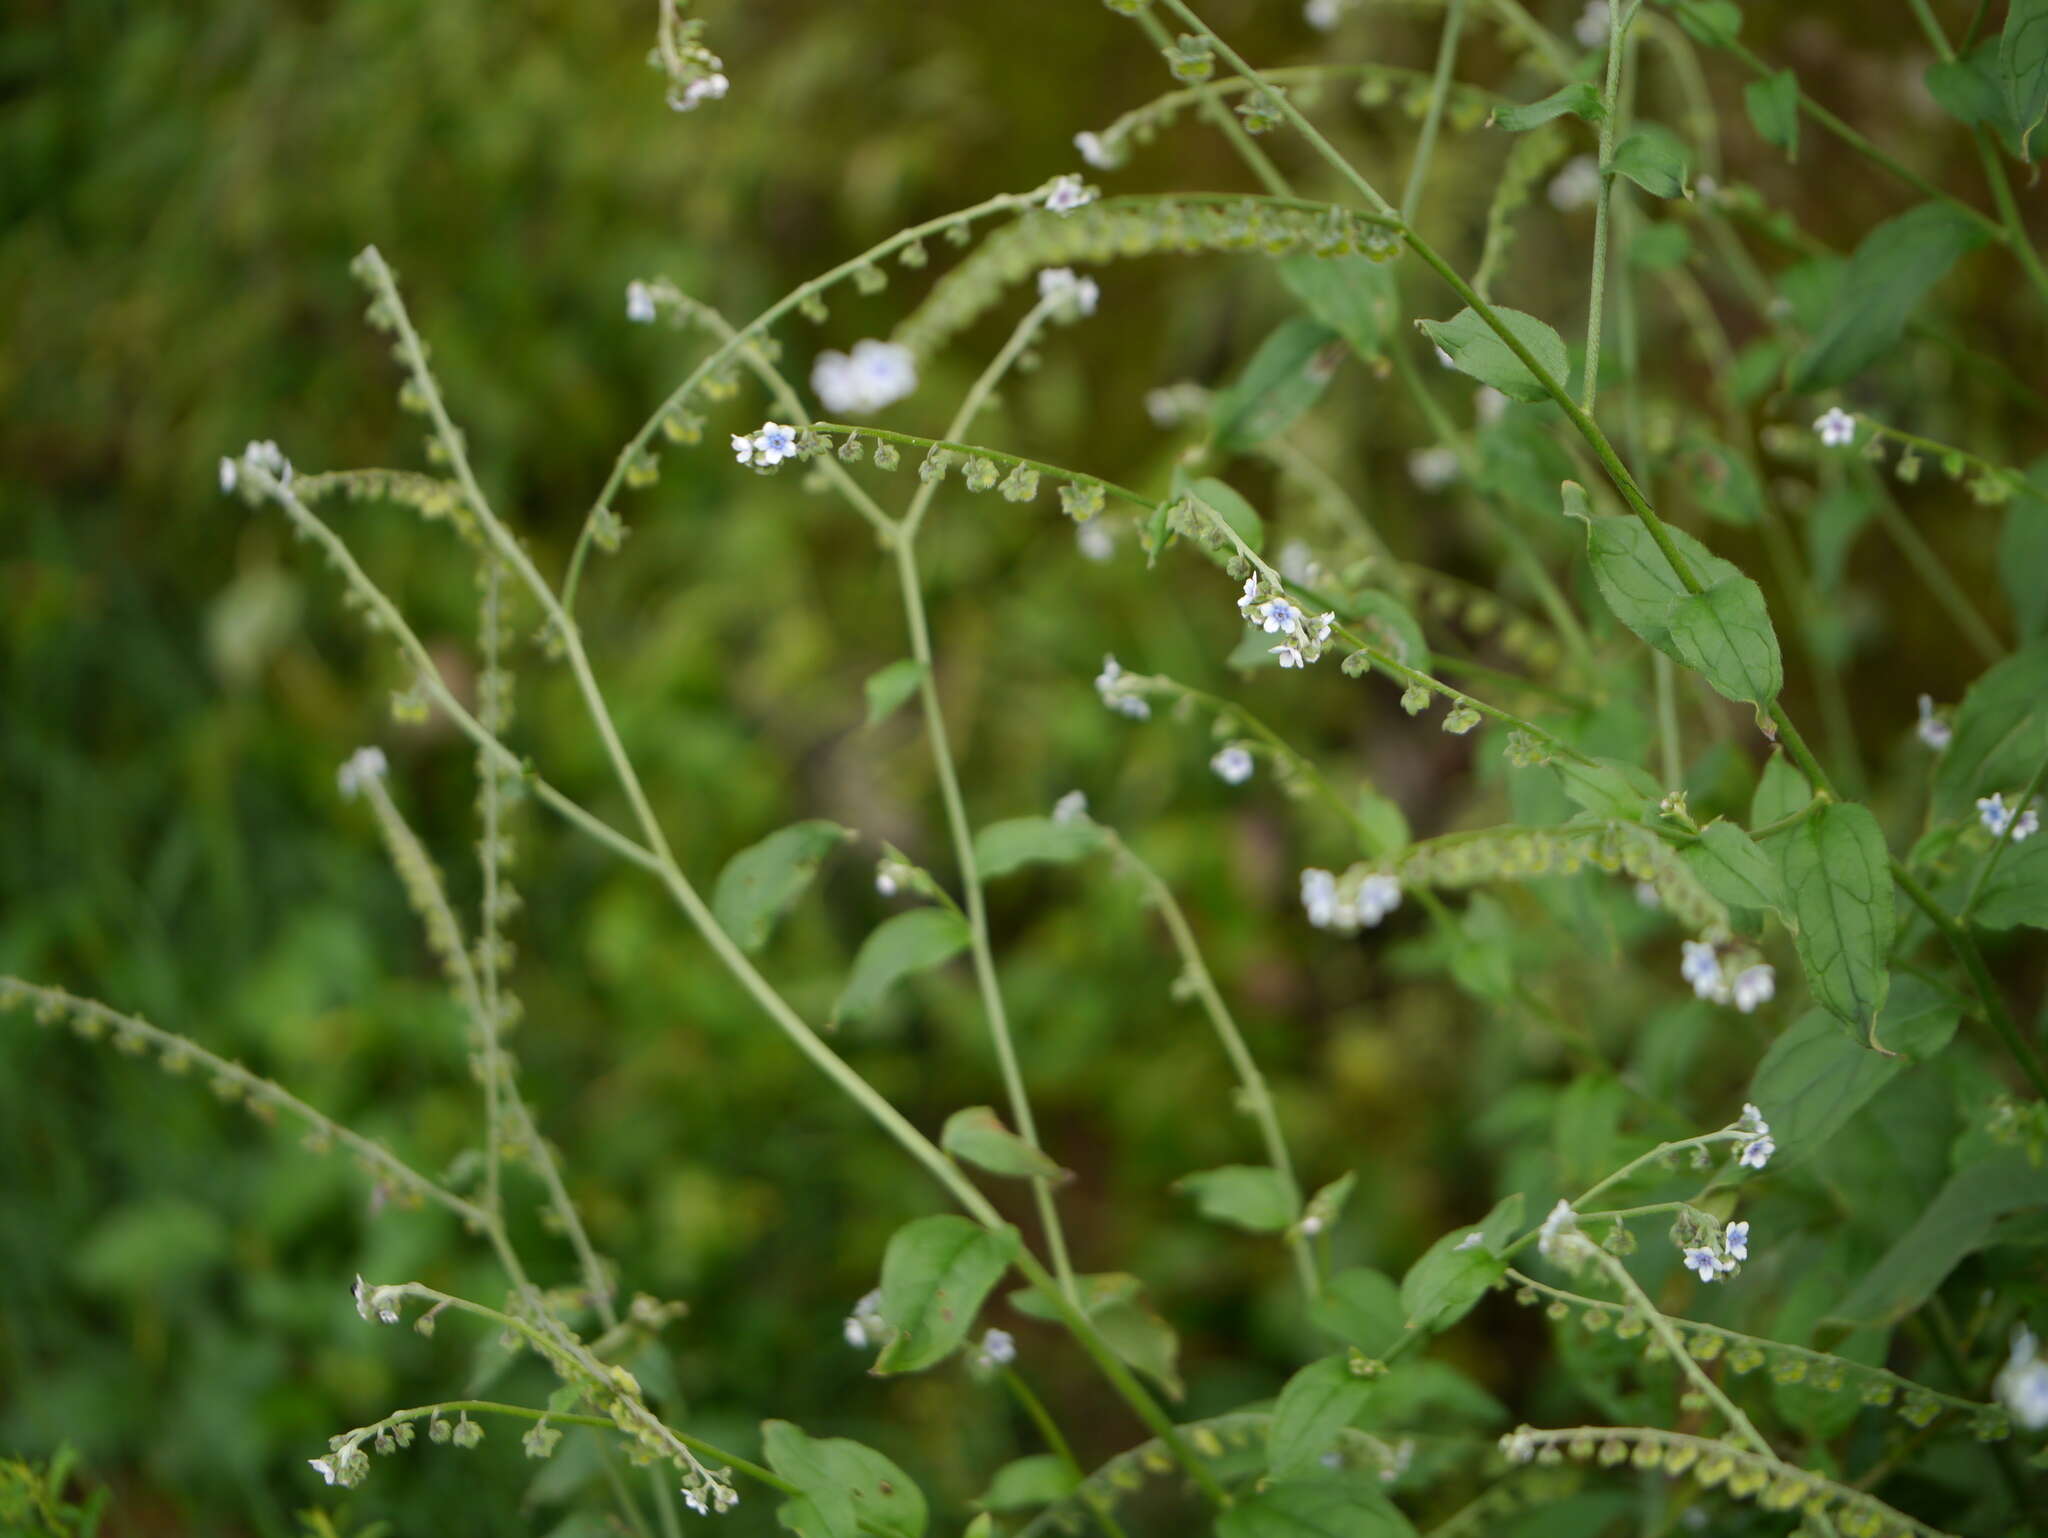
xmin=1400 ymin=1199 xmax=1513 ymax=1334
xmin=1777 ymin=803 xmax=1893 ymax=1037
xmin=1174 ymin=1165 xmax=1299 ymax=1233
xmin=1490 ymin=82 xmax=1606 ymax=132
xmin=1009 ymin=1275 xmax=1182 ymax=1399
xmin=712 ymin=820 xmax=854 ymax=954
xmin=941 ymin=1106 xmax=1068 ymax=1182
xmin=1552 ymin=757 xmax=1661 ymax=822
xmin=977 ymin=1455 xmax=1075 ymax=1512
xmin=1611 ymin=126 xmax=1689 ymax=198
xmin=1672 ymin=0 xmax=1742 ymax=47
xmin=1932 ymin=638 xmax=2048 ymax=821
xmin=1743 ymin=69 xmax=1800 ymax=160
xmin=1789 ymin=203 xmax=1990 ymax=391
xmin=1998 ymin=462 xmax=2048 ymax=638
xmin=1310 ymin=1268 xmax=1406 ymax=1358
xmin=1750 ymin=987 xmax=1959 ymax=1164
xmin=834 ymin=908 xmax=971 ymax=1024
xmin=1216 ymin=1475 xmax=1415 ymax=1538
xmin=873 ymin=1216 xmax=1016 ymax=1374
xmin=1827 ymin=1155 xmax=2048 ymax=1329
xmin=1342 ymin=589 xmax=1432 ymax=673
xmin=1417 ymin=307 xmax=1569 ymax=404
xmin=1629 ymin=221 xmax=1693 ymax=271
xmin=1750 ymin=752 xmax=1813 ymax=831
xmin=1267 ymin=1355 xmax=1377 ymax=1480
xmin=2002 ymin=0 xmax=2048 ymax=157
xmin=1211 ymin=317 xmax=1342 ymax=454
xmin=1186 ymin=476 xmax=1266 ymax=555
xmin=1972 ymin=836 xmax=2048 ymax=930
xmin=1682 ymin=820 xmax=1787 ymax=916
xmin=864 ymin=659 xmax=924 ymax=727
xmin=1686 ymin=440 xmax=1764 ymax=527
xmin=971 ymin=816 xmax=1103 ymax=880
xmin=1277 ymin=254 xmax=1398 ymax=364
xmin=1301 ymin=1171 xmax=1356 ymax=1237
xmin=761 ymin=1421 xmax=928 ymax=1538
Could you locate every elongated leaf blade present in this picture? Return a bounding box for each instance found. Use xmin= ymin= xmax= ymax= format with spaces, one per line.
xmin=834 ymin=908 xmax=970 ymax=1024
xmin=874 ymin=1215 xmax=1016 ymax=1374
xmin=1778 ymin=803 xmax=1893 ymax=1036
xmin=712 ymin=820 xmax=853 ymax=953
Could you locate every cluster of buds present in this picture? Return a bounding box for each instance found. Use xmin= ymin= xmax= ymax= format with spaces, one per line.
xmin=1674 ymin=1208 xmax=1752 ymax=1283
xmin=1094 ymin=655 xmax=1152 ymax=720
xmin=1300 ymin=868 xmax=1402 ymax=932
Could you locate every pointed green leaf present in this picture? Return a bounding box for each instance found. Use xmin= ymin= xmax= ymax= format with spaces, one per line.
xmin=1268 ymin=1355 xmax=1377 ymax=1480
xmin=1790 ymin=203 xmax=1990 ymax=390
xmin=1778 ymin=802 xmax=1893 ymax=1036
xmin=977 ymin=1454 xmax=1075 ymax=1512
xmin=1186 ymin=476 xmax=1266 ymax=554
xmin=1173 ymin=1165 xmax=1299 ymax=1233
xmin=1490 ymin=81 xmax=1606 ymax=132
xmin=1751 ymin=752 xmax=1814 ymax=832
xmin=1750 ymin=987 xmax=1960 ymax=1164
xmin=1400 ymin=1218 xmax=1507 ymax=1333
xmin=1744 ymin=69 xmax=1800 ymax=160
xmin=1682 ymin=820 xmax=1788 ymax=916
xmin=971 ymin=816 xmax=1104 ymax=879
xmin=864 ymin=659 xmax=924 ymax=727
xmin=1611 ymin=125 xmax=1690 ymax=198
xmin=834 ymin=908 xmax=970 ymax=1024
xmin=1211 ymin=317 xmax=1342 ymax=453
xmin=1417 ymin=307 xmax=1569 ymax=404
xmin=1932 ymin=639 xmax=2048 ymax=821
xmin=942 ymin=1106 xmax=1068 ymax=1182
xmin=2001 ymin=0 xmax=2048 ymax=157
xmin=762 ymin=1420 xmax=928 ymax=1538
xmin=713 ymin=820 xmax=854 ymax=953
xmin=1827 ymin=1155 xmax=2048 ymax=1329
xmin=1277 ymin=254 xmax=1398 ymax=363
xmin=1310 ymin=1268 xmax=1406 ymax=1358
xmin=873 ymin=1216 xmax=1016 ymax=1374
xmin=1972 ymin=836 xmax=2048 ymax=930
xmin=1008 ymin=1274 xmax=1183 ymax=1400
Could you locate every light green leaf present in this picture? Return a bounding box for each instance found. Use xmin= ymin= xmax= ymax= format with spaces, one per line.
xmin=1310 ymin=1268 xmax=1406 ymax=1358
xmin=874 ymin=1216 xmax=1017 ymax=1374
xmin=1216 ymin=1475 xmax=1416 ymax=1538
xmin=1343 ymin=589 xmax=1432 ymax=673
xmin=1827 ymin=1155 xmax=2048 ymax=1329
xmin=1611 ymin=125 xmax=1689 ymax=198
xmin=1972 ymin=836 xmax=2048 ymax=930
xmin=1400 ymin=1218 xmax=1508 ymax=1333
xmin=1211 ymin=317 xmax=1342 ymax=454
xmin=1682 ymin=820 xmax=1788 ymax=916
xmin=2002 ymin=0 xmax=2048 ymax=157
xmin=1630 ymin=221 xmax=1693 ymax=271
xmin=762 ymin=1421 xmax=928 ymax=1538
xmin=977 ymin=1455 xmax=1075 ymax=1512
xmin=1174 ymin=1165 xmax=1299 ymax=1233
xmin=1687 ymin=440 xmax=1765 ymax=527
xmin=834 ymin=908 xmax=971 ymax=1024
xmin=1301 ymin=1171 xmax=1356 ymax=1237
xmin=1417 ymin=307 xmax=1569 ymax=404
xmin=941 ymin=1106 xmax=1068 ymax=1182
xmin=1750 ymin=752 xmax=1813 ymax=831
xmin=1268 ymin=1356 xmax=1377 ymax=1481
xmin=1932 ymin=638 xmax=2048 ymax=821
xmin=1009 ymin=1274 xmax=1182 ymax=1399
xmin=972 ymin=816 xmax=1103 ymax=880
xmin=963 ymin=1516 xmax=994 ymax=1538
xmin=712 ymin=820 xmax=854 ymax=954
xmin=1187 ymin=476 xmax=1266 ymax=555
xmin=1789 ymin=203 xmax=1990 ymax=391
xmin=1744 ymin=69 xmax=1800 ymax=160
xmin=1552 ymin=757 xmax=1661 ymax=822
xmin=1750 ymin=987 xmax=1960 ymax=1164
xmin=1777 ymin=803 xmax=1893 ymax=1037
xmin=1490 ymin=81 xmax=1606 ymax=132
xmin=1277 ymin=254 xmax=1398 ymax=364
xmin=864 ymin=659 xmax=924 ymax=727
xmin=1672 ymin=0 xmax=1742 ymax=46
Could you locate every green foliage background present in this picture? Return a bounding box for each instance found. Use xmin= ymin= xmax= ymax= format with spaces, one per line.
xmin=2 ymin=1 xmax=2040 ymax=1533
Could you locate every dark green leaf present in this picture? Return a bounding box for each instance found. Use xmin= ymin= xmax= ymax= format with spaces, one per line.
xmin=762 ymin=1421 xmax=928 ymax=1538
xmin=1611 ymin=126 xmax=1689 ymax=198
xmin=972 ymin=816 xmax=1103 ymax=879
xmin=1211 ymin=317 xmax=1342 ymax=453
xmin=1972 ymin=836 xmax=2048 ymax=930
xmin=1750 ymin=986 xmax=1959 ymax=1164
xmin=1009 ymin=1274 xmax=1184 ymax=1400
xmin=864 ymin=659 xmax=924 ymax=727
xmin=1682 ymin=820 xmax=1787 ymax=915
xmin=1997 ymin=461 xmax=2048 ymax=638
xmin=1490 ymin=82 xmax=1606 ymax=132
xmin=1827 ymin=1155 xmax=2048 ymax=1328
xmin=1268 ymin=1356 xmax=1376 ymax=1480
xmin=1553 ymin=757 xmax=1661 ymax=821
xmin=1277 ymin=254 xmax=1398 ymax=364
xmin=712 ymin=820 xmax=854 ymax=954
xmin=977 ymin=1455 xmax=1075 ymax=1512
xmin=1790 ymin=203 xmax=1990 ymax=391
xmin=874 ymin=1216 xmax=1016 ymax=1373
xmin=1932 ymin=638 xmax=2048 ymax=821
xmin=1744 ymin=70 xmax=1800 ymax=160
xmin=1400 ymin=1223 xmax=1507 ymax=1333
xmin=834 ymin=908 xmax=971 ymax=1024
xmin=1217 ymin=1476 xmax=1416 ymax=1538
xmin=2001 ymin=0 xmax=2048 ymax=157
xmin=1777 ymin=803 xmax=1893 ymax=1036
xmin=1310 ymin=1268 xmax=1406 ymax=1358
xmin=1417 ymin=307 xmax=1569 ymax=404
xmin=1174 ymin=1165 xmax=1299 ymax=1232
xmin=1750 ymin=752 xmax=1814 ymax=831
xmin=941 ymin=1106 xmax=1068 ymax=1182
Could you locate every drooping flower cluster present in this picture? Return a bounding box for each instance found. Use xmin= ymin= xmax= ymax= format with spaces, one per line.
xmin=1237 ymin=577 xmax=1336 ymax=669
xmin=1734 ymin=1102 xmax=1776 ymax=1171
xmin=337 ymin=746 xmax=390 ymax=801
xmin=1301 ymin=868 xmax=1402 ymax=932
xmin=1037 ymin=266 xmax=1101 ymax=317
xmin=1094 ymin=655 xmax=1151 ymax=720
xmin=811 ymin=340 xmax=918 ymax=415
xmin=1916 ymin=693 xmax=1952 ymax=751
xmin=732 ymin=422 xmax=800 ymax=468
xmin=1211 ymin=745 xmax=1255 ymax=785
xmin=1814 ymin=406 xmax=1858 ymax=447
xmin=1978 ymin=792 xmax=2040 ymax=842
xmin=1682 ymin=1216 xmax=1752 ymax=1282
xmin=1680 ymin=940 xmax=1775 ymax=1013
xmin=218 ymin=438 xmax=293 ymax=495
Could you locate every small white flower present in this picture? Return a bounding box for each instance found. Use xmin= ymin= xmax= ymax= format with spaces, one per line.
xmin=1237 ymin=576 xmax=1262 ymax=617
xmin=1537 ymin=1199 xmax=1580 ymax=1266
xmin=2022 ymin=810 xmax=2042 ymax=841
xmin=1043 ymin=174 xmax=1095 ymax=214
xmin=1076 ymin=520 xmax=1115 ymax=562
xmin=1300 ymin=1213 xmax=1325 ymax=1236
xmin=1814 ymin=407 xmax=1858 ymax=447
xmin=1074 ymin=130 xmax=1116 ymax=169
xmin=1996 ymin=1326 xmax=2048 ymax=1431
xmin=670 ymin=72 xmax=729 ymax=112
xmin=843 ymin=1288 xmax=886 ymax=1350
xmin=1574 ymin=0 xmax=1611 ymax=48
xmin=1916 ymin=694 xmax=1952 ymax=751
xmin=1730 ymin=964 xmax=1775 ymax=1015
xmin=1211 ymin=745 xmax=1255 ymax=785
xmin=812 ymin=340 xmax=919 ymax=414
xmin=1723 ymin=1220 xmax=1750 ymax=1263
xmin=1304 ymin=0 xmax=1345 ymax=30
xmin=1679 ymin=940 xmax=1723 ymax=999
xmin=1407 ymin=446 xmax=1460 ymax=492
xmin=1300 ymin=868 xmax=1341 ymax=930
xmin=1474 ymin=386 xmax=1510 ymax=426
xmin=1548 ymin=155 xmax=1602 ymax=212
xmin=1356 ymin=874 xmax=1402 ymax=926
xmin=683 ymin=1490 xmax=710 ymax=1516
xmin=731 ymin=433 xmax=757 ymax=466
xmin=1501 ymin=1427 xmax=1539 ymax=1464
xmin=625 ymin=280 xmax=657 ymax=324
xmin=875 ymin=860 xmax=910 ymax=898
xmin=1094 ymin=655 xmax=1150 ymax=719
xmin=352 ymin=1274 xmax=402 ymax=1325
xmin=1037 ymin=266 xmax=1100 ymax=317
xmin=749 ymin=422 xmax=799 ymax=467
xmin=1738 ymin=1134 xmax=1775 ymax=1171
xmin=218 ymin=456 xmax=238 ymax=494
xmin=1257 ymin=597 xmax=1301 ymax=635
xmin=1695 ymin=174 xmax=1720 ymax=201
xmin=1739 ymin=1103 xmax=1769 ymax=1135
xmin=309 ymin=1456 xmax=341 ymax=1486
xmin=1683 ymin=1246 xmax=1723 ymax=1282
xmin=1978 ymin=793 xmax=2040 ymax=841
xmin=1272 ymin=643 xmax=1306 ymax=669
xmin=337 ymin=747 xmax=389 ymax=801
xmin=976 ymin=1328 xmax=1017 ymax=1369
xmin=1053 ymin=790 xmax=1090 ymax=824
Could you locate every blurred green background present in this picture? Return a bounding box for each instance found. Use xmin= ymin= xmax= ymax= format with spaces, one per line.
xmin=3 ymin=1 xmax=2038 ymax=1533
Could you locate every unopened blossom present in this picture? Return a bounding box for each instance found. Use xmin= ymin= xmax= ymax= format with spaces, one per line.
xmin=1916 ymin=694 xmax=1952 ymax=751
xmin=669 ymin=70 xmax=729 ymax=112
xmin=1683 ymin=1246 xmax=1724 ymax=1282
xmin=1814 ymin=407 xmax=1857 ymax=447
xmin=1272 ymin=642 xmax=1306 ymax=669
xmin=843 ymin=1289 xmax=887 ymax=1350
xmin=1723 ymin=1220 xmax=1750 ymax=1263
xmin=1978 ymin=793 xmax=2040 ymax=841
xmin=1680 ymin=940 xmax=1725 ymax=1001
xmin=812 ymin=340 xmax=918 ymax=414
xmin=1043 ymin=174 xmax=1095 ymax=214
xmin=976 ymin=1328 xmax=1017 ymax=1370
xmin=309 ymin=1456 xmax=343 ymax=1486
xmin=1052 ymin=790 xmax=1090 ymax=824
xmin=1548 ymin=155 xmax=1602 ymax=212
xmin=1537 ymin=1199 xmax=1581 ymax=1266
xmin=1730 ymin=964 xmax=1775 ymax=1014
xmin=1356 ymin=874 xmax=1402 ymax=925
xmin=1301 ymin=868 xmax=1342 ymax=929
xmin=625 ymin=280 xmax=658 ymax=324
xmin=1094 ymin=655 xmax=1150 ymax=719
xmin=875 ymin=860 xmax=913 ymax=898
xmin=1211 ymin=745 xmax=1255 ymax=785
xmin=337 ymin=747 xmax=389 ymax=801
xmin=1408 ymin=446 xmax=1460 ymax=492
xmin=352 ymin=1273 xmax=402 ymax=1324
xmin=1574 ymin=1 xmax=1610 ymax=47
xmin=1074 ymin=130 xmax=1116 ymax=169
xmin=1037 ymin=266 xmax=1100 ymax=316
xmin=1996 ymin=1326 xmax=2048 ymax=1430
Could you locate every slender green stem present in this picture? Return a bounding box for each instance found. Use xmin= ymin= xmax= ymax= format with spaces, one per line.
xmin=1133 ymin=9 xmax=1292 ymax=197
xmin=1003 ymin=1372 xmax=1135 ymax=1538
xmin=1582 ymin=0 xmax=1630 ymax=410
xmin=1401 ymin=0 xmax=1468 ymax=226
xmin=1891 ymin=862 xmax=2048 ymax=1097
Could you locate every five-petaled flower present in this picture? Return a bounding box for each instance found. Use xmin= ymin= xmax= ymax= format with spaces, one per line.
xmin=1814 ymin=407 xmax=1857 ymax=447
